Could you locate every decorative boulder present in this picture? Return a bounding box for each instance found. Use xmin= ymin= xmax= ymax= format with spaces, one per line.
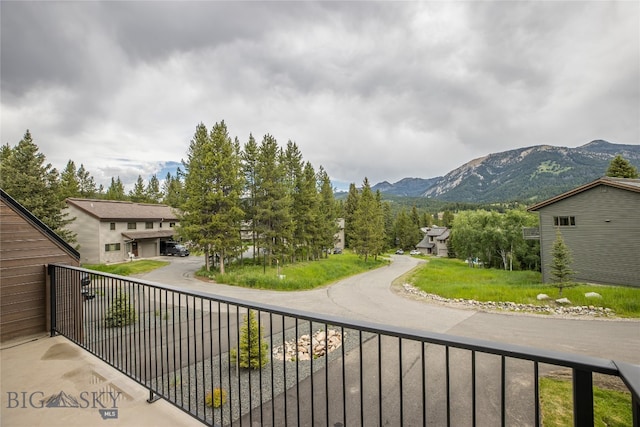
xmin=585 ymin=292 xmax=602 ymax=299
xmin=537 ymin=293 xmax=550 ymax=301
xmin=555 ymin=298 xmax=571 ymax=305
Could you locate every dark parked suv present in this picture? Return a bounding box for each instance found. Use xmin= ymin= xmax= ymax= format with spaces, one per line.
xmin=163 ymin=242 xmax=189 ymax=257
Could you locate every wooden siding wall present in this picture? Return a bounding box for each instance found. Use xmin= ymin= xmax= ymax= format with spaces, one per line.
xmin=538 ymin=185 xmax=640 ymax=287
xmin=0 ymin=201 xmax=79 ymax=342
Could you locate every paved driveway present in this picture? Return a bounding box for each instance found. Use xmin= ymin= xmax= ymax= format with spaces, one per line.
xmin=140 ymin=255 xmax=639 ymax=364
xmin=135 ymin=255 xmax=640 ymax=425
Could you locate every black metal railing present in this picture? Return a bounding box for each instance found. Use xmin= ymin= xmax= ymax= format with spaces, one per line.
xmin=48 ymin=264 xmax=639 ymax=426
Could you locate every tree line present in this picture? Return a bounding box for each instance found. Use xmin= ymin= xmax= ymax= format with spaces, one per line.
xmin=0 ymin=127 xmax=406 ymax=265
xmin=0 ymin=128 xmax=535 ymax=271
xmin=5 ymin=127 xmax=631 ymax=274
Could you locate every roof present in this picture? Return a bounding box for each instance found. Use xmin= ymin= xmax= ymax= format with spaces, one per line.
xmin=426 ymin=227 xmax=448 ymax=237
xmin=436 ymin=229 xmax=450 ymax=241
xmin=528 ymin=177 xmax=640 ymax=212
xmin=416 ymin=241 xmax=435 ymax=249
xmin=66 ymin=198 xmax=179 ymax=221
xmin=122 ymin=230 xmax=176 ymax=240
xmin=1 ymin=189 xmax=80 ymax=260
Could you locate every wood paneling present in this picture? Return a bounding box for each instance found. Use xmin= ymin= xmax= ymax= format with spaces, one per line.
xmin=0 ymin=199 xmax=79 ymax=342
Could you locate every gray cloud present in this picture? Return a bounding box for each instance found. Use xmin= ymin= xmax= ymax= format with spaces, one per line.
xmin=2 ymin=1 xmax=638 ymax=190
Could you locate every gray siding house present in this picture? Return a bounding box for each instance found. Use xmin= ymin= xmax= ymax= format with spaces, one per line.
xmin=528 ymin=177 xmax=640 ymax=287
xmin=416 ymin=227 xmax=450 ymax=257
xmin=65 ymin=198 xmax=180 ymax=264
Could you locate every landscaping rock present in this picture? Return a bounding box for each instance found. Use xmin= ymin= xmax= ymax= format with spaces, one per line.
xmin=555 ymin=298 xmax=571 ymax=305
xmin=537 ymin=293 xmax=550 ymax=301
xmin=273 ymin=329 xmax=344 ymax=361
xmin=399 ymin=283 xmax=616 ymax=318
xmin=585 ymin=292 xmax=602 ymax=298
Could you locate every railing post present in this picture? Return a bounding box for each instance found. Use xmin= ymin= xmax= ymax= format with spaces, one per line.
xmin=614 ymin=361 xmax=640 ymax=427
xmin=572 ymin=368 xmax=594 ymax=426
xmin=48 ymin=264 xmax=57 ymax=337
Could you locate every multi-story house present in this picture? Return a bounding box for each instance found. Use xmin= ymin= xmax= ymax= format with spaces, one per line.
xmin=416 ymin=226 xmax=450 ymax=257
xmin=65 ymin=198 xmax=180 ymax=264
xmin=528 ymin=176 xmax=640 ymax=287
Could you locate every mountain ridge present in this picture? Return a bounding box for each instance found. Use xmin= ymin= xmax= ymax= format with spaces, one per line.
xmin=372 ymin=140 xmax=640 ymax=203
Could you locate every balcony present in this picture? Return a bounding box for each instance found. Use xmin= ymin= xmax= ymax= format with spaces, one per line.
xmin=522 ymin=227 xmax=541 ymax=240
xmin=3 ymin=264 xmax=637 ymax=426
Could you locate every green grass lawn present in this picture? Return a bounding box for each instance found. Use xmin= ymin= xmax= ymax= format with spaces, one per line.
xmin=540 ymin=377 xmax=632 ymax=427
xmin=408 ymin=258 xmax=640 ymax=317
xmin=83 ymin=260 xmax=169 ymax=276
xmin=199 ymin=252 xmax=387 ymax=291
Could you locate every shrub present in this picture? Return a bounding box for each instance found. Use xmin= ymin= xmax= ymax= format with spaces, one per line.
xmin=205 ymin=387 xmax=227 ymax=408
xmin=104 ymin=293 xmax=137 ymax=327
xmin=230 ymin=310 xmax=268 ymax=369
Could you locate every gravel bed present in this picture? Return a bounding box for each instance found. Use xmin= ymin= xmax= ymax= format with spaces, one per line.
xmin=153 ymin=321 xmax=374 ymax=425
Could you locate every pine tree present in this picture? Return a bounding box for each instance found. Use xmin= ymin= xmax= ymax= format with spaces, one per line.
xmin=162 ymin=170 xmax=184 ymax=207
xmin=372 ymin=190 xmax=386 ymax=258
xmin=0 ymin=130 xmax=75 ymax=242
xmin=254 ymin=135 xmax=292 ymax=267
xmin=316 ymin=167 xmax=338 ymax=258
xmin=230 ymin=310 xmax=268 ymax=369
xmin=421 ymin=212 xmax=434 ymax=227
xmin=59 ymin=160 xmax=80 ymax=200
xmin=77 ymin=164 xmax=98 ymax=198
xmin=442 ymin=210 xmax=455 ymax=228
xmin=105 ymin=177 xmax=126 ymax=200
xmin=129 ymin=175 xmax=147 ymax=202
xmin=394 ymin=209 xmax=413 ymax=249
xmin=281 ymin=141 xmax=306 ymax=262
xmin=350 ymin=178 xmax=383 ymax=261
xmin=146 ymin=174 xmax=162 ymax=203
xmin=550 ymin=229 xmax=575 ymax=296
xmin=242 ymin=134 xmax=259 ymax=261
xmin=606 ymin=155 xmax=639 ymax=178
xmin=343 ymin=183 xmax=359 ymax=248
xmin=181 ymin=121 xmax=245 ymax=274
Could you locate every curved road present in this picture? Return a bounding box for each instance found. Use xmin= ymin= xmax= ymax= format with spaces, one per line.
xmin=139 ymin=255 xmax=639 ymax=364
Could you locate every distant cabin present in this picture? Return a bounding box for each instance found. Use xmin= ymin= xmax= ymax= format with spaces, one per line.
xmin=0 ymin=189 xmax=80 ymax=342
xmin=416 ymin=227 xmax=450 ymax=257
xmin=528 ymin=177 xmax=640 ymax=287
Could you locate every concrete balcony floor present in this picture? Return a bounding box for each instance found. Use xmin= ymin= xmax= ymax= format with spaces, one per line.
xmin=1 ymin=334 xmax=202 ymax=427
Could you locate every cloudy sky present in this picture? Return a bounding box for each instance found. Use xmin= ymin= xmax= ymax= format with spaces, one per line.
xmin=2 ymin=1 xmax=638 ymax=191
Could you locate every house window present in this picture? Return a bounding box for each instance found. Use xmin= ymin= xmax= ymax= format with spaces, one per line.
xmin=145 ymin=222 xmax=153 ymax=229
xmin=127 ymin=222 xmax=137 ymax=230
xmin=170 ymin=222 xmax=176 ymax=228
xmin=110 ymin=222 xmax=116 ymax=230
xmin=554 ymin=216 xmax=576 ymax=227
xmin=105 ymin=243 xmax=121 ymax=252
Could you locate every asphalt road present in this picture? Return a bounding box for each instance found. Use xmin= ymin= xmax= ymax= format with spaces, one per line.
xmin=139 ymin=254 xmax=639 ymax=365
xmin=134 ymin=254 xmax=639 ymax=425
